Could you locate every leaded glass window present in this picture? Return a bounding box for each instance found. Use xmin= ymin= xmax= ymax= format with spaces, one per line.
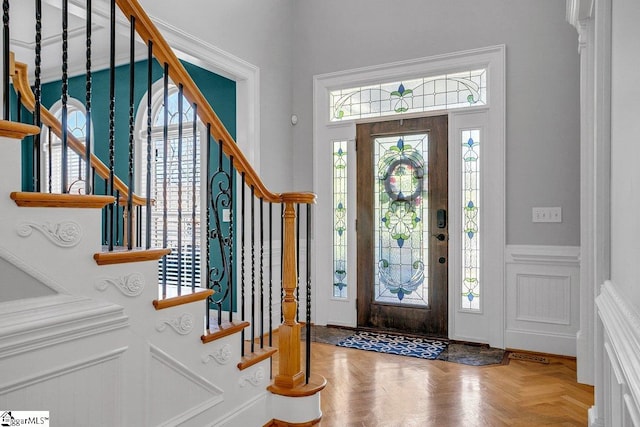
xmin=333 ymin=140 xmax=348 ymax=298
xmin=330 ymin=69 xmax=486 ymax=122
xmin=43 ymin=102 xmax=91 ymax=194
xmin=374 ymin=135 xmax=429 ymax=306
xmin=461 ymin=129 xmax=480 ymax=310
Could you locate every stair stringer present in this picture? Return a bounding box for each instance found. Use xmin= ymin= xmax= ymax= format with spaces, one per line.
xmin=0 ymin=135 xmax=274 ymax=426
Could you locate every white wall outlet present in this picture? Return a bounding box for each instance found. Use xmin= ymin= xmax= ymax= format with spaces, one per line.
xmin=532 ymin=207 xmax=562 ymax=223
xmin=223 ymin=209 xmax=231 ymax=222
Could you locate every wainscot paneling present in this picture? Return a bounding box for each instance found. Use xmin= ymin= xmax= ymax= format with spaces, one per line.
xmin=505 ymin=245 xmax=580 ymax=356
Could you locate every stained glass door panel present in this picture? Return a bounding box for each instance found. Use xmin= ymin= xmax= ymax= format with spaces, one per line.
xmin=357 ymin=116 xmax=448 ymax=337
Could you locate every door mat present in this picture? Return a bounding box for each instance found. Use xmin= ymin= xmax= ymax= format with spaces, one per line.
xmin=336 ymin=331 xmax=447 ymax=360
xmin=508 ymin=352 xmax=550 ymax=364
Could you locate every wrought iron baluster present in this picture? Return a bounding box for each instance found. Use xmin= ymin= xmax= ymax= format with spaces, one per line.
xmin=34 ymin=0 xmax=42 ymax=192
xmin=61 ymin=0 xmax=69 ymax=194
xmin=205 ymin=124 xmax=212 ymax=328
xmin=191 ymin=103 xmax=197 ymax=292
xmin=228 ymin=156 xmax=234 ymax=324
xmin=241 ymin=172 xmax=246 ymax=356
xmin=107 ymin=0 xmax=116 ymax=249
xmin=47 ymin=127 xmax=52 ymax=193
xmin=84 ymin=0 xmax=92 ymax=195
xmin=145 ymin=41 xmax=153 ymax=249
xmin=296 ymin=203 xmax=301 ymax=322
xmin=127 ymin=16 xmax=135 ymax=250
xmin=177 ymin=84 xmax=184 ymax=295
xmin=103 ymin=179 xmax=108 ymax=244
xmin=2 ymin=0 xmax=9 ymax=120
xmin=161 ymin=62 xmax=169 ymax=298
xmin=306 ymin=204 xmax=312 ymax=384
xmin=260 ymin=197 xmax=264 ymax=349
xmin=269 ymin=202 xmax=273 ymax=348
xmin=251 ymin=185 xmax=256 ymax=354
xmin=115 ymin=190 xmax=120 ymax=246
xmin=208 ymin=139 xmax=233 ymax=326
xmin=91 ymin=167 xmax=96 ymax=195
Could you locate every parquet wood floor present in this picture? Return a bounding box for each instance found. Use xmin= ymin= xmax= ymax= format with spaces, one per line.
xmin=276 ymin=341 xmax=594 ymax=426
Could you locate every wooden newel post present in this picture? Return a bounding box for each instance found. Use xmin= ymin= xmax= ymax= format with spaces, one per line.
xmin=274 ymin=200 xmax=305 ymax=389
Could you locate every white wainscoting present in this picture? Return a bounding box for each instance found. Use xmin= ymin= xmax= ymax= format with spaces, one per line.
xmin=505 ymin=245 xmax=580 ymax=356
xmin=593 ymin=281 xmax=640 ymax=427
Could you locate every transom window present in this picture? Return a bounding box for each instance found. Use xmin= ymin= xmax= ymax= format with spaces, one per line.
xmin=329 ymin=68 xmax=486 ymax=122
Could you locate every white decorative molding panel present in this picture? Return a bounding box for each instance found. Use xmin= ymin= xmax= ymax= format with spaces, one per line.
xmin=156 ymin=313 xmax=194 ymax=335
xmin=0 ymin=348 xmax=126 ymax=425
xmin=239 ymin=367 xmax=265 ymax=388
xmin=16 ymin=221 xmax=83 ymax=248
xmin=95 ymin=273 xmax=145 ymax=297
xmin=505 ymin=245 xmax=580 ymax=356
xmin=148 ymin=345 xmax=224 ymax=426
xmin=0 ymin=295 xmax=128 ymax=359
xmin=202 ymin=344 xmax=232 ymax=365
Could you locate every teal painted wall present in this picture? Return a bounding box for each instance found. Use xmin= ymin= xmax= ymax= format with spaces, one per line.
xmin=33 ymin=59 xmax=235 ymax=188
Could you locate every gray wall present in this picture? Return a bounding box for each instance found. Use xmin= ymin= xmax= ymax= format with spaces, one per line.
xmin=140 ymin=0 xmax=295 ymax=194
xmin=611 ymin=0 xmax=640 ymax=303
xmin=291 ymin=0 xmax=581 ymax=246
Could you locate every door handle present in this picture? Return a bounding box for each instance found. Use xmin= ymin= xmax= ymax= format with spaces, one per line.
xmin=432 ymin=233 xmax=446 ymax=241
xmin=437 ymin=209 xmax=447 ymax=229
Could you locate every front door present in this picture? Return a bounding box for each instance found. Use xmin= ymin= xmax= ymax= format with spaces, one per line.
xmin=357 ymin=115 xmax=448 ymax=337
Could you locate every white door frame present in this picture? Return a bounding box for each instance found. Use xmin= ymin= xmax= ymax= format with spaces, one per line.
xmin=312 ymin=45 xmax=505 ymax=348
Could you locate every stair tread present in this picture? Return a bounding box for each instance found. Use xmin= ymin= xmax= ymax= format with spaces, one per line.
xmin=238 ymin=345 xmax=278 ymax=371
xmin=93 ymin=247 xmax=171 ymax=265
xmin=153 ymin=288 xmax=213 ymax=310
xmin=11 ymin=192 xmax=115 ymax=208
xmin=201 ymin=321 xmax=250 ymax=344
xmin=0 ymin=120 xmax=40 ymax=139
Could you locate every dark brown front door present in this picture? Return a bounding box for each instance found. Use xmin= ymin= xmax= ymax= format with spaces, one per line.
xmin=357 ymin=115 xmax=448 ymax=337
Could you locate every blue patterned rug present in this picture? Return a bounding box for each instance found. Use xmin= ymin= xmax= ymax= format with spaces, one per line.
xmin=336 ymin=331 xmax=447 ymax=360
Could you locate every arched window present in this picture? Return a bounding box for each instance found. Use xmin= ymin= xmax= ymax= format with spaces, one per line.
xmin=42 ymin=98 xmax=92 ymax=194
xmin=138 ymin=85 xmax=204 ymax=290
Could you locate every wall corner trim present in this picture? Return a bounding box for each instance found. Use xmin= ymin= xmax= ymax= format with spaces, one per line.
xmin=596 ymin=280 xmax=640 ymax=419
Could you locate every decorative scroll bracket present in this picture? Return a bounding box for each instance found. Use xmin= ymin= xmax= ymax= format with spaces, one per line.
xmin=156 ymin=313 xmax=194 ymax=335
xmin=16 ymin=221 xmax=83 ymax=248
xmin=95 ymin=273 xmax=145 ymax=297
xmin=201 ymin=344 xmax=232 ymax=365
xmin=239 ymin=367 xmax=265 ymax=387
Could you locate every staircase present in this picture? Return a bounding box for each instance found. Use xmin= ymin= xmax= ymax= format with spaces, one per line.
xmin=0 ymin=1 xmax=324 ymax=426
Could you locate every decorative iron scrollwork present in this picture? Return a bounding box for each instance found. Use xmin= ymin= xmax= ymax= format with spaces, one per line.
xmin=207 ymin=145 xmax=233 ymax=322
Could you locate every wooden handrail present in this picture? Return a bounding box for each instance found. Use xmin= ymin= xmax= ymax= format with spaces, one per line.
xmin=116 ymin=0 xmax=314 ymax=205
xmin=10 ymin=56 xmax=146 ymax=206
